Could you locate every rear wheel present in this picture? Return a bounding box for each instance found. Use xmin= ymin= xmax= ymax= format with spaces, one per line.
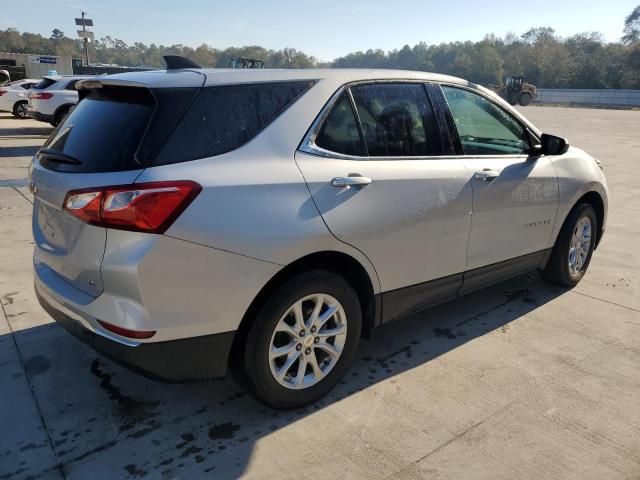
xmin=519 ymin=92 xmax=532 ymax=106
xmin=543 ymin=203 xmax=597 ymax=287
xmin=12 ymin=101 xmax=28 ymax=119
xmin=52 ymin=107 xmax=70 ymax=127
xmin=239 ymin=270 xmax=361 ymax=409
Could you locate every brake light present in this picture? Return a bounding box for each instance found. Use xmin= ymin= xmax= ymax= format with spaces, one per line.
xmin=63 ymin=181 xmax=201 ymax=233
xmin=0 ymin=89 xmax=6 ymax=96
xmin=30 ymin=92 xmax=53 ymax=99
xmin=97 ymin=320 xmax=156 ymax=339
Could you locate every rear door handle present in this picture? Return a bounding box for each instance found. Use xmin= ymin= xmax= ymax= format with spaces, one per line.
xmin=473 ymin=169 xmax=500 ymax=181
xmin=331 ymin=176 xmax=373 ymax=188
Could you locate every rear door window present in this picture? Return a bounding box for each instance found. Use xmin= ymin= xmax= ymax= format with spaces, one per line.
xmin=154 ymin=81 xmax=314 ymax=165
xmin=39 ymin=87 xmax=154 ymax=173
xmin=350 ymin=83 xmax=443 ymax=157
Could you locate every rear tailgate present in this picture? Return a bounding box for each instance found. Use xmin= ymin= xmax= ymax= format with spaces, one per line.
xmin=31 ymin=85 xmax=156 ymax=297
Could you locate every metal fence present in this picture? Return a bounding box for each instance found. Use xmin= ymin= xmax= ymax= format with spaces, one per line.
xmin=535 ymin=89 xmax=640 ymax=108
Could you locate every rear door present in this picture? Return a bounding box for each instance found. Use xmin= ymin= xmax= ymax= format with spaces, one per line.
xmin=296 ymin=82 xmax=473 ymax=322
xmin=438 ymin=85 xmax=559 ymax=290
xmin=30 ymin=86 xmax=155 ymax=296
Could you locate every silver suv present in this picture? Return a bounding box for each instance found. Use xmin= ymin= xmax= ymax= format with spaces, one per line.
xmin=31 ymin=60 xmax=608 ymax=408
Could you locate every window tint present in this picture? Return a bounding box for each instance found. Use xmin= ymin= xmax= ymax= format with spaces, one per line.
xmin=40 ymin=88 xmax=154 ymax=173
xmin=65 ymin=80 xmax=81 ymax=91
xmin=442 ymin=86 xmax=530 ymax=155
xmin=33 ymin=78 xmax=56 ymax=90
xmin=350 ymin=83 xmax=442 ymax=157
xmin=314 ymin=92 xmax=365 ymax=156
xmin=154 ymin=81 xmax=314 ymax=165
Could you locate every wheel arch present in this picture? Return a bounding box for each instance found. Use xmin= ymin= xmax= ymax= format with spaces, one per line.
xmin=557 ymin=191 xmax=605 ymax=250
xmin=53 ymin=103 xmax=75 ymax=122
xmin=229 ymin=250 xmax=378 ymax=369
xmin=577 ymin=191 xmax=605 ymax=249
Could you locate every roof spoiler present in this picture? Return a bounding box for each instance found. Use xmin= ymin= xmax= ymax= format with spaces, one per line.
xmin=163 ymin=55 xmax=202 ymax=70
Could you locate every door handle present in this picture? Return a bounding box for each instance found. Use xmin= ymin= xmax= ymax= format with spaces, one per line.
xmin=331 ymin=176 xmax=373 ymax=188
xmin=473 ymin=169 xmax=500 ymax=181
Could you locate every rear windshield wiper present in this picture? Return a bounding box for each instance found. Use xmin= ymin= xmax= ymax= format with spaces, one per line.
xmin=37 ymin=148 xmax=82 ymax=165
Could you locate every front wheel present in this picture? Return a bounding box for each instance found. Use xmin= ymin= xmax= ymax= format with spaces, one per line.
xmin=543 ymin=203 xmax=598 ymax=287
xmin=239 ymin=270 xmax=361 ymax=409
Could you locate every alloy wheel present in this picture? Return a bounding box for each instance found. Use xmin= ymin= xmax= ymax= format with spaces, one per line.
xmin=268 ymin=293 xmax=347 ymax=390
xmin=16 ymin=103 xmax=28 ymax=119
xmin=568 ymin=216 xmax=592 ymax=275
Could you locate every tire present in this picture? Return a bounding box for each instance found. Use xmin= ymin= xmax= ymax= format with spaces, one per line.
xmin=12 ymin=101 xmax=28 ymax=119
xmin=519 ymin=92 xmax=532 ymax=106
xmin=543 ymin=203 xmax=598 ymax=287
xmin=239 ymin=270 xmax=362 ymax=409
xmin=52 ymin=107 xmax=70 ymax=127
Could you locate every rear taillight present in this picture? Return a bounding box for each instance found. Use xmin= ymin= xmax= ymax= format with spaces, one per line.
xmin=30 ymin=92 xmax=53 ymax=99
xmin=63 ymin=181 xmax=201 ymax=233
xmin=0 ymin=89 xmax=6 ymax=96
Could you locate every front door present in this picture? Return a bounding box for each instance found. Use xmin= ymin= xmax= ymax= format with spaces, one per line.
xmin=440 ymin=85 xmax=559 ymax=289
xmin=296 ymin=82 xmax=473 ymax=321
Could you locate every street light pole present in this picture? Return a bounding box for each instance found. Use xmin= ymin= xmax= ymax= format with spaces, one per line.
xmin=75 ymin=12 xmax=94 ymax=67
xmin=82 ymin=11 xmax=89 ymax=66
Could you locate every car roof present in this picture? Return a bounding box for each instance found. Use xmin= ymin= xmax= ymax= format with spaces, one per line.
xmin=98 ymin=68 xmax=470 ymax=89
xmin=42 ymin=75 xmax=95 ymax=82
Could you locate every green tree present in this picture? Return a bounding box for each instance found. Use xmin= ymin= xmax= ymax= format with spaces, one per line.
xmin=50 ymin=29 xmax=64 ymax=41
xmin=622 ymin=5 xmax=640 ymax=44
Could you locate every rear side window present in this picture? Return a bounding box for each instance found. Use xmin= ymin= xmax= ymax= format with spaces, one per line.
xmin=154 ymin=81 xmax=314 ymax=165
xmin=350 ymin=83 xmax=442 ymax=157
xmin=33 ymin=78 xmax=56 ymax=90
xmin=64 ymin=80 xmax=82 ymax=91
xmin=315 ymin=92 xmax=365 ymax=156
xmin=40 ymin=88 xmax=154 ymax=173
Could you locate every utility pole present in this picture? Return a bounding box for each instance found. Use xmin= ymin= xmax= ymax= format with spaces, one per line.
xmin=75 ymin=12 xmax=94 ymax=66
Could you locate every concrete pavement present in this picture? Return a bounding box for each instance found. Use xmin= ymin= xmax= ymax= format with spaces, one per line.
xmin=0 ymin=107 xmax=638 ymax=479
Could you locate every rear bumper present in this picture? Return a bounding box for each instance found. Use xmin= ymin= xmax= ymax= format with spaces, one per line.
xmin=35 ymin=278 xmax=235 ymax=382
xmin=27 ymin=109 xmax=54 ymax=123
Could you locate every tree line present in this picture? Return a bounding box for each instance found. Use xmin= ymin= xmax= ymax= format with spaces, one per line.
xmin=1 ymin=5 xmax=639 ymax=89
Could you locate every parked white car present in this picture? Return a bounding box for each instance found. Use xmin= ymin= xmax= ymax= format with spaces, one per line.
xmin=0 ymin=79 xmax=39 ymax=119
xmin=27 ymin=75 xmax=92 ymax=126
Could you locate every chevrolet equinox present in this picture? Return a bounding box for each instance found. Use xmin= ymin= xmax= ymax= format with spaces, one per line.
xmin=31 ymin=57 xmax=608 ymax=408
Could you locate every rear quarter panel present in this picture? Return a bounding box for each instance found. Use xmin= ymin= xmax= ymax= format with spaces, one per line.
xmin=134 ymin=77 xmax=382 ymax=293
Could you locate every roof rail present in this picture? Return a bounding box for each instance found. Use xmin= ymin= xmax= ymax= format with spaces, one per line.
xmin=163 ymin=55 xmax=203 ymax=70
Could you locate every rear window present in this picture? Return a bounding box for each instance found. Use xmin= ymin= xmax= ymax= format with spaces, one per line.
xmin=33 ymin=78 xmax=56 ymax=90
xmin=40 ymin=88 xmax=154 ymax=173
xmin=153 ymin=81 xmax=314 ymax=165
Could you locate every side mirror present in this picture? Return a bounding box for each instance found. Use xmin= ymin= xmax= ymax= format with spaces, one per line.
xmin=541 ymin=133 xmax=569 ymax=156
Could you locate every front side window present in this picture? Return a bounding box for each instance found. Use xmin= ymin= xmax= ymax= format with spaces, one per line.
xmin=314 ymin=92 xmax=365 ymax=156
xmin=350 ymin=83 xmax=442 ymax=157
xmin=441 ymin=86 xmax=530 ymax=155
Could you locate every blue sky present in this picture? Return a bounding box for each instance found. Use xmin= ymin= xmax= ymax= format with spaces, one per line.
xmin=2 ymin=0 xmax=637 ymax=61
